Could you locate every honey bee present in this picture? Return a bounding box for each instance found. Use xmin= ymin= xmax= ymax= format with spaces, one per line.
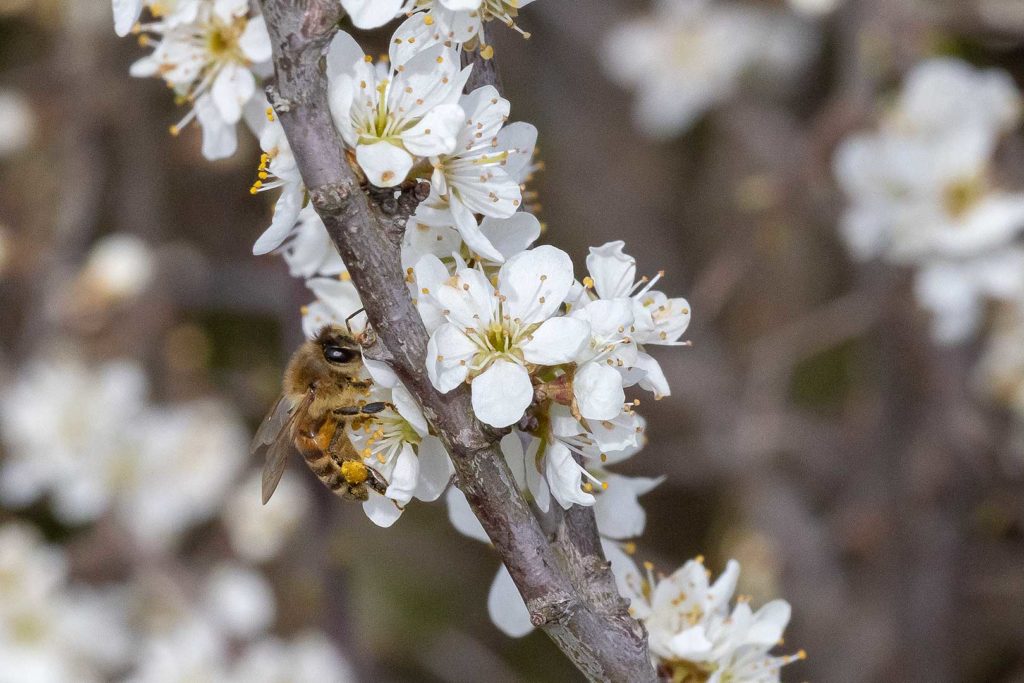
xmin=252 ymin=324 xmax=390 ymax=504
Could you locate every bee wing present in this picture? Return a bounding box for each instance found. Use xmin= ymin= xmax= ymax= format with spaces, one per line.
xmin=255 ymin=390 xmax=313 ymax=505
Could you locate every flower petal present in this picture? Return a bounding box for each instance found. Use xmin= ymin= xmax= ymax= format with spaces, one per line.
xmin=574 ymin=362 xmax=626 ymax=421
xmin=412 ymin=436 xmax=453 ymax=502
xmin=471 ymin=360 xmax=533 ymax=428
xmin=500 ymin=245 xmax=576 ymax=323
xmin=363 ymin=492 xmax=403 ymax=528
xmin=478 ymin=213 xmax=541 ymax=261
xmin=445 ymin=486 xmax=488 ymax=543
xmin=426 ymin=324 xmax=475 ymax=393
xmin=341 ymin=0 xmax=404 ymax=29
xmin=586 ymin=241 xmax=636 ymax=300
xmin=356 ymin=142 xmax=414 ymax=188
xmin=545 ymin=442 xmax=595 ymax=509
xmin=487 ymin=566 xmax=533 ymax=638
xmin=521 ymin=317 xmax=590 ymax=366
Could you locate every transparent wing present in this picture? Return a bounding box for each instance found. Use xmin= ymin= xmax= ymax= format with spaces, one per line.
xmin=255 ymin=391 xmax=312 ymax=504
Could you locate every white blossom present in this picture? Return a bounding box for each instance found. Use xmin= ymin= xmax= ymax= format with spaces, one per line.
xmin=616 ymin=555 xmax=804 ymax=682
xmin=414 ymin=85 xmax=536 ymax=262
xmin=327 ymin=31 xmax=469 ymax=187
xmin=348 ymin=359 xmax=454 ymax=527
xmin=251 ymin=119 xmax=307 ymax=256
xmin=604 ymin=0 xmax=806 ymax=137
xmin=420 ymin=245 xmax=588 ymax=428
xmin=202 ymin=563 xmax=276 ymax=641
xmin=129 ymin=0 xmax=272 ymax=160
xmin=393 ymin=0 xmax=537 ymax=59
xmin=231 ymin=632 xmax=358 ymax=683
xmin=340 ymin=0 xmax=406 ymax=29
xmin=222 ymin=469 xmax=312 ymax=563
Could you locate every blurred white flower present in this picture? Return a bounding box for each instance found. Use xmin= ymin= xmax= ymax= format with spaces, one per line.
xmin=231 ymin=632 xmax=358 ymax=683
xmin=0 ymin=89 xmax=35 ymax=157
xmin=112 ymin=0 xmax=144 ymax=36
xmin=0 ymin=354 xmax=248 ymax=550
xmin=835 ymin=58 xmax=1024 ymax=344
xmin=223 ymin=469 xmax=312 ymax=563
xmin=128 ymin=617 xmax=231 ymax=683
xmin=300 ymin=275 xmax=364 ymax=339
xmin=129 ymin=0 xmax=272 ymax=159
xmin=0 ymin=354 xmax=149 ymax=521
xmin=72 ymin=233 xmax=155 ymax=308
xmin=203 ymin=563 xmax=276 ymax=640
xmin=615 ymin=555 xmax=804 ymax=682
xmin=977 ymin=303 xmax=1024 ymax=416
xmin=0 ymin=523 xmax=130 ymax=683
xmin=604 ymin=0 xmax=806 ymax=137
xmin=121 ymin=400 xmax=248 ymax=551
xmin=786 ymin=0 xmax=843 ymax=17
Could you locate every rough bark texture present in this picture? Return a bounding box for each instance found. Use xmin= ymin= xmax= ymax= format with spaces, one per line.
xmin=255 ymin=2 xmax=656 ymax=680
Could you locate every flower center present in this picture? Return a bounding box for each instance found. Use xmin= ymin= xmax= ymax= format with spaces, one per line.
xmin=943 ymin=176 xmax=985 ymax=219
xmin=659 ymin=660 xmax=714 ymax=683
xmin=206 ymin=21 xmax=244 ymax=61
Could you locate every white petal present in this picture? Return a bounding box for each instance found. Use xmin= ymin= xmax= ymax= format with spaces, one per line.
xmin=633 ymin=351 xmax=671 ymax=398
xmin=341 ymin=0 xmax=404 ymax=29
xmin=594 ymin=475 xmax=662 ymax=540
xmin=500 ymin=245 xmax=576 ymax=323
xmin=253 ymin=184 xmax=304 ymax=255
xmin=666 ymin=626 xmax=714 ymax=661
xmin=574 ymin=362 xmax=626 ymax=421
xmin=545 ymin=442 xmax=595 ymax=509
xmin=212 ymin=63 xmax=254 ymax=125
xmin=435 ymin=267 xmax=496 ymax=329
xmin=521 ymin=317 xmax=590 ymax=366
xmin=487 ymin=566 xmax=534 ymax=638
xmin=356 ymin=142 xmax=413 ymax=187
xmin=402 ymin=103 xmax=465 ymax=157
xmin=478 ymin=213 xmax=541 ymax=261
xmin=112 ymin=0 xmax=144 ymax=36
xmin=455 ymin=212 xmax=508 ymax=264
xmin=327 ymin=30 xmax=366 ymax=78
xmin=195 ymin=94 xmax=238 ymax=160
xmin=445 ymin=486 xmax=489 ymax=543
xmin=426 ymin=324 xmax=475 ymax=392
xmin=412 ymin=436 xmax=453 ymax=502
xmin=586 ymin=241 xmax=635 ymax=300
xmin=363 ymin=492 xmax=403 ymax=528
xmin=602 ymin=539 xmax=650 ymax=619
xmin=384 ymin=445 xmax=419 ymax=505
xmin=471 ymin=360 xmax=533 ymax=428
xmin=497 ymin=121 xmax=538 ymax=183
xmin=392 ymin=385 xmax=428 ymax=436
xmin=239 ymin=16 xmax=272 ymax=64
xmin=524 ymin=437 xmax=550 ymax=512
xmin=363 ymin=357 xmax=399 ymax=388
xmin=439 ymin=0 xmax=482 ymax=10
xmin=747 ymin=599 xmax=792 ymax=647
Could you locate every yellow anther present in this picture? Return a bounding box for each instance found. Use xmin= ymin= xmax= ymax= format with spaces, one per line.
xmin=363 ymin=54 xmax=373 ymax=62
xmin=582 ymin=276 xmax=595 ymax=288
xmin=424 ymin=14 xmax=434 ymax=25
xmin=601 ymin=482 xmax=609 ymax=490
xmin=258 ymin=171 xmax=269 ymax=180
xmin=168 ymin=125 xmax=180 ymax=136
xmin=265 ymin=107 xmax=275 ymax=122
xmin=480 ymin=44 xmax=494 ymax=60
xmin=582 ymin=482 xmax=594 ymax=493
xmin=623 ymin=542 xmax=637 ymax=555
xmin=643 ymin=561 xmax=654 ymax=571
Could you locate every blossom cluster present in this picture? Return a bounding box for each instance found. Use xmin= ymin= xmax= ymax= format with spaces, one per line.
xmin=117 ymin=0 xmax=272 ymax=159
xmin=0 ymin=522 xmax=354 ymax=683
xmin=603 ymin=0 xmax=815 ymax=138
xmin=835 ymin=58 xmax=1024 ymax=345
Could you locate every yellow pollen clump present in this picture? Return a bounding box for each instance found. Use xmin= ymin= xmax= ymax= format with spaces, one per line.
xmin=340 ymin=460 xmax=368 ymax=484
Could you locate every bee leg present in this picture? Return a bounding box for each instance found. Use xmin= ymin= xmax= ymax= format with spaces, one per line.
xmin=364 ymin=465 xmax=390 ymax=496
xmin=333 ymin=402 xmax=394 ymax=416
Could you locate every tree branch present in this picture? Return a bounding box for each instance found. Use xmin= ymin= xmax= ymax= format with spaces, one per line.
xmin=255 ymin=2 xmax=655 ymax=679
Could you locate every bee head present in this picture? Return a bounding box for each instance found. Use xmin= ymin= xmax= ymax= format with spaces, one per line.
xmin=315 ymin=325 xmax=361 ymax=369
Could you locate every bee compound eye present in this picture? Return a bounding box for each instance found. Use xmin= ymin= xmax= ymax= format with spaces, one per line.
xmin=324 ymin=344 xmax=357 ymax=364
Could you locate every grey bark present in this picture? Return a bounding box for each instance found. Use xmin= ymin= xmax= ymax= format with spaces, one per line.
xmin=254 ymin=1 xmax=656 ymax=680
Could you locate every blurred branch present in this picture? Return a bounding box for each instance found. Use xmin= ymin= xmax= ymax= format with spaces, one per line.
xmin=254 ymin=2 xmax=655 ymax=679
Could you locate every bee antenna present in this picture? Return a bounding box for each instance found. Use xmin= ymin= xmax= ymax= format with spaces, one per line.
xmin=345 ymin=308 xmax=366 ymax=336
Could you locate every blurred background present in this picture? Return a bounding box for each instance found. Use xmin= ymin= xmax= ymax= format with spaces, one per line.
xmin=3 ymin=0 xmax=1024 ymax=681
